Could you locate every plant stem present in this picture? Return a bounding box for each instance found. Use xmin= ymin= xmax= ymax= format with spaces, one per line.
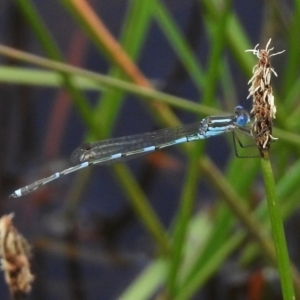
xmin=260 ymin=157 xmax=295 ymax=300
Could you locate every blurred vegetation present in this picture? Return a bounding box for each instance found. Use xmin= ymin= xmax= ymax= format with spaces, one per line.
xmin=0 ymin=0 xmax=300 ymax=299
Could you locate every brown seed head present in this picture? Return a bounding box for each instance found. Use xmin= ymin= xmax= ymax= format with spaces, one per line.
xmin=0 ymin=214 xmax=34 ymax=298
xmin=246 ymin=39 xmax=284 ymax=156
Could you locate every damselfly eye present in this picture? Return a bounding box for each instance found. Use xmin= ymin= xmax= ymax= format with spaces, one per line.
xmin=236 ymin=115 xmax=249 ymax=126
xmin=234 ymin=105 xmax=250 ymax=126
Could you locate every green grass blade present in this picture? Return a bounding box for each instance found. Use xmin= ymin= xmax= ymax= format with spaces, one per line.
xmin=260 ymin=158 xmax=295 ymax=299
xmin=154 ymin=1 xmax=205 ymax=89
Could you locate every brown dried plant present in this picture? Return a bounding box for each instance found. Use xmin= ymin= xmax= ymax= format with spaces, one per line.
xmin=0 ymin=214 xmax=34 ymax=299
xmin=246 ymin=39 xmax=285 ymax=157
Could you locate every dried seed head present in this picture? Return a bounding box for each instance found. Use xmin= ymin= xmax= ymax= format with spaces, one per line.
xmin=0 ymin=214 xmax=34 ymax=298
xmin=246 ymin=39 xmax=285 ymax=156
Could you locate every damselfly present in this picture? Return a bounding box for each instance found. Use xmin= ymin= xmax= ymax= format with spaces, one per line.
xmin=10 ymin=106 xmax=251 ymax=198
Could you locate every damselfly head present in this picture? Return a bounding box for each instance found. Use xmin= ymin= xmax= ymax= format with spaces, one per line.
xmin=234 ymin=105 xmax=250 ymax=127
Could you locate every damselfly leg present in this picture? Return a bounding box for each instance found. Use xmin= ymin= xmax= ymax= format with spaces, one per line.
xmin=232 ymin=123 xmax=276 ymax=158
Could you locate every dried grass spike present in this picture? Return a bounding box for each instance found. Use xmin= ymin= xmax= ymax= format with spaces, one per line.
xmin=246 ymin=39 xmax=285 ymax=156
xmin=0 ymin=214 xmax=34 ymax=299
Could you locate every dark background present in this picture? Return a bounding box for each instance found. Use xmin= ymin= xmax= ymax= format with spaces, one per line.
xmin=0 ymin=1 xmax=295 ymax=299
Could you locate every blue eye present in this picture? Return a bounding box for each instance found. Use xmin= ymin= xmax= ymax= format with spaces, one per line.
xmin=234 ymin=105 xmax=250 ymax=126
xmin=236 ymin=115 xmax=248 ymax=126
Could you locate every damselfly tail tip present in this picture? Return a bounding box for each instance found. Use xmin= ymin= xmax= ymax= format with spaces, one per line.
xmin=9 ymin=191 xmax=20 ymax=199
